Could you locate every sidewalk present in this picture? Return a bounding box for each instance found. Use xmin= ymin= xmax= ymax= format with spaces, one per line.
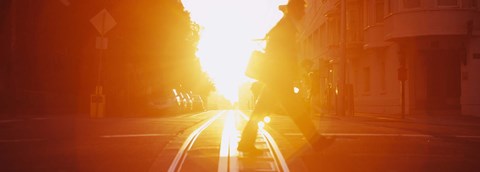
xmin=315 ymin=111 xmax=480 ymax=126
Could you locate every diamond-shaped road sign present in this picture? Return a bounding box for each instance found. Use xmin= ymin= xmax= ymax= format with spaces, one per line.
xmin=90 ymin=9 xmax=117 ymax=36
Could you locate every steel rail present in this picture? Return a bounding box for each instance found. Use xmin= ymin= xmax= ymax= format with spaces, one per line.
xmin=167 ymin=110 xmax=225 ymax=172
xmin=239 ymin=112 xmax=290 ymax=172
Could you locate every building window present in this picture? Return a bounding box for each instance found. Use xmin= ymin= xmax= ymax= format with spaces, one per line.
xmin=318 ymin=24 xmax=326 ymax=48
xmin=364 ymin=67 xmax=370 ymax=92
xmin=462 ymin=0 xmax=477 ymax=8
xmin=354 ymin=69 xmax=360 ymax=94
xmin=380 ymin=56 xmax=386 ymax=92
xmin=438 ymin=0 xmax=458 ymax=6
xmin=327 ymin=17 xmax=340 ymax=45
xmin=314 ymin=28 xmax=320 ymax=54
xmin=300 ymin=41 xmax=306 ymax=57
xmin=308 ymin=35 xmax=314 ymax=57
xmin=403 ymin=0 xmax=421 ymax=9
xmin=364 ymin=0 xmax=368 ymax=27
xmin=387 ymin=0 xmax=395 ymax=14
xmin=375 ymin=0 xmax=385 ymax=23
xmin=347 ymin=2 xmax=362 ymax=42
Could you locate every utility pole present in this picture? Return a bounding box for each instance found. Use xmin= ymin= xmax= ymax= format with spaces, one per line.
xmin=7 ymin=0 xmax=17 ymax=113
xmin=398 ymin=50 xmax=407 ymax=119
xmin=337 ymin=0 xmax=347 ymax=116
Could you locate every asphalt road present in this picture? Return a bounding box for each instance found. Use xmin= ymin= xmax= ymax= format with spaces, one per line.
xmin=1 ymin=110 xmax=480 ymax=172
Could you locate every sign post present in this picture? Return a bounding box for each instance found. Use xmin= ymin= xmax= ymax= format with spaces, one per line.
xmin=398 ymin=67 xmax=407 ymax=119
xmin=90 ymin=86 xmax=105 ymax=118
xmin=89 ymin=9 xmax=116 ymax=118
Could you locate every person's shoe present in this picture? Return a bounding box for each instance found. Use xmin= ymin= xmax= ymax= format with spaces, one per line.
xmin=312 ymin=137 xmax=335 ymax=152
xmin=237 ymin=144 xmax=263 ymax=156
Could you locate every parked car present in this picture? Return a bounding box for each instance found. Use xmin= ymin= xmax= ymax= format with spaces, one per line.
xmin=182 ymin=92 xmax=193 ymax=112
xmin=148 ymin=89 xmax=182 ymax=114
xmin=191 ymin=95 xmax=206 ymax=112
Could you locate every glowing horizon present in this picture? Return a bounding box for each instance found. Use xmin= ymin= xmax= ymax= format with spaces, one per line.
xmin=182 ymin=0 xmax=288 ymax=102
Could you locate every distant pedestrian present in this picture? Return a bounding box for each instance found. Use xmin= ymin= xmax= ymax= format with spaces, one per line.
xmin=238 ymin=0 xmax=334 ymax=155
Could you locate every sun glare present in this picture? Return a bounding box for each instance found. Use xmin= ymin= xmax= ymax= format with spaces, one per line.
xmin=182 ymin=0 xmax=288 ymax=102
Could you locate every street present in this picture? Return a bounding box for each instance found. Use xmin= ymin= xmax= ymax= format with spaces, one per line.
xmin=2 ymin=0 xmax=480 ymax=171
xmin=1 ymin=110 xmax=480 ymax=172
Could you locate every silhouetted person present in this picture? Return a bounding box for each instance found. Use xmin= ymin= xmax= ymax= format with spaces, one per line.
xmin=238 ymin=0 xmax=334 ymax=155
xmin=250 ymin=81 xmax=263 ymax=103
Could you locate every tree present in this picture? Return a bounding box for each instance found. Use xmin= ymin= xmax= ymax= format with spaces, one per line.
xmin=1 ymin=0 xmax=215 ymax=115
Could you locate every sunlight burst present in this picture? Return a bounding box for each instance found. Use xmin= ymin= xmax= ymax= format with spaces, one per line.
xmin=182 ymin=0 xmax=288 ymax=102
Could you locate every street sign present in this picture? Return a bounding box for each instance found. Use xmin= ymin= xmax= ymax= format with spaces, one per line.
xmin=90 ymin=9 xmax=117 ymax=36
xmin=90 ymin=86 xmax=105 ymax=118
xmin=59 ymin=0 xmax=71 ymax=6
xmin=90 ymin=94 xmax=105 ymax=118
xmin=91 ymin=95 xmax=104 ymax=103
xmin=95 ymin=37 xmax=108 ymax=49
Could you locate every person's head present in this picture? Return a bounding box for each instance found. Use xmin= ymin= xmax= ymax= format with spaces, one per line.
xmin=282 ymin=0 xmax=306 ymax=20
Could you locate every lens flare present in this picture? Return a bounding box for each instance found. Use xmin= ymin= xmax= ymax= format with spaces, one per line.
xmin=258 ymin=121 xmax=265 ymax=129
xmin=294 ymin=87 xmax=300 ymax=94
xmin=263 ymin=116 xmax=271 ymax=123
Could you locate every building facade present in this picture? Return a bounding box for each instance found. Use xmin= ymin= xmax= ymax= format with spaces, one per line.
xmin=299 ymin=0 xmax=480 ymax=116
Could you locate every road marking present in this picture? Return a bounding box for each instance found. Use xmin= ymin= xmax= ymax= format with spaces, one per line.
xmin=321 ymin=133 xmax=433 ymax=137
xmin=0 ymin=138 xmax=45 ymax=143
xmin=218 ymin=111 xmax=239 ymax=172
xmin=31 ymin=117 xmax=48 ymax=120
xmin=283 ymin=133 xmax=303 ymax=136
xmin=173 ymin=110 xmax=212 ymax=119
xmin=455 ymin=135 xmax=480 ymax=139
xmin=374 ymin=117 xmax=397 ymax=120
xmin=288 ymin=132 xmax=480 ymax=141
xmin=0 ymin=119 xmax=22 ymax=124
xmin=239 ymin=112 xmax=290 ymax=172
xmin=167 ymin=110 xmax=225 ymax=172
xmin=315 ymin=133 xmax=480 ymax=139
xmin=101 ymin=134 xmax=173 ymax=138
xmin=191 ymin=112 xmax=209 ymax=118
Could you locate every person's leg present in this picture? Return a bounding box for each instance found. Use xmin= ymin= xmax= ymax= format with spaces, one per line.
xmin=238 ymin=86 xmax=276 ymax=151
xmin=238 ymin=110 xmax=261 ymax=148
xmin=279 ymin=90 xmax=319 ymax=142
xmin=275 ymin=86 xmax=334 ymax=150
